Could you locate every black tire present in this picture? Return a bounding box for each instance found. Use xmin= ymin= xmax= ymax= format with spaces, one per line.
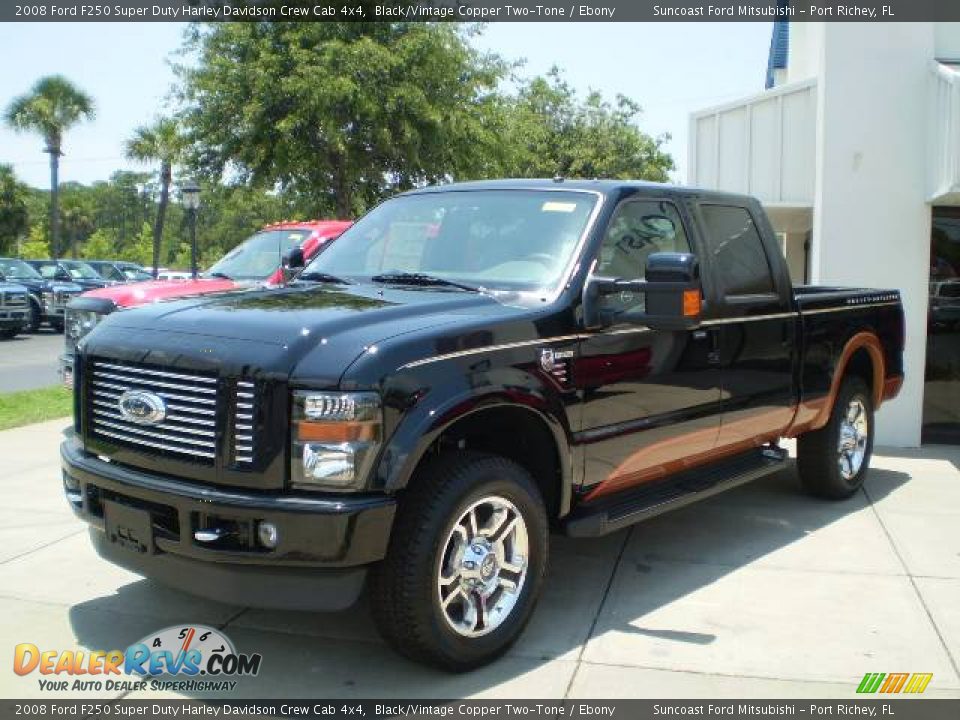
xmin=797 ymin=376 xmax=874 ymax=499
xmin=0 ymin=327 xmax=17 ymax=339
xmin=370 ymin=451 xmax=549 ymax=671
xmin=26 ymin=299 xmax=41 ymax=333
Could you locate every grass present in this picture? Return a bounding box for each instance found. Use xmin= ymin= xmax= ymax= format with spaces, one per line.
xmin=0 ymin=385 xmax=73 ymax=432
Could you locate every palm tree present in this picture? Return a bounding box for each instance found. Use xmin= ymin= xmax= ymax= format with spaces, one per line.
xmin=4 ymin=76 xmax=95 ymax=258
xmin=124 ymin=117 xmax=184 ymax=278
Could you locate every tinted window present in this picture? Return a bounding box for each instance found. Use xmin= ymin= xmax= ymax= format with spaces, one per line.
xmin=700 ymin=205 xmax=774 ymax=296
xmin=596 ymin=199 xmax=691 ymax=279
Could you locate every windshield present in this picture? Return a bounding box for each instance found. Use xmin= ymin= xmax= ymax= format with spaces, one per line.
xmin=302 ymin=190 xmax=597 ymax=293
xmin=62 ymin=261 xmax=101 ymax=280
xmin=0 ymin=259 xmax=43 ymax=280
xmin=207 ymin=229 xmax=311 ymax=280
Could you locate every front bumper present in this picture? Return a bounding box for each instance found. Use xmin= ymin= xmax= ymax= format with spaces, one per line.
xmin=61 ymin=436 xmax=396 ymax=610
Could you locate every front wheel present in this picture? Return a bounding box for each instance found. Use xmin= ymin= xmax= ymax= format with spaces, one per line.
xmin=370 ymin=451 xmax=548 ymax=671
xmin=26 ymin=300 xmax=41 ymax=333
xmin=797 ymin=376 xmax=874 ymax=499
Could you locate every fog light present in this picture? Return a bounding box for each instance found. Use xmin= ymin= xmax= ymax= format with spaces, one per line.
xmin=257 ymin=521 xmax=279 ymax=549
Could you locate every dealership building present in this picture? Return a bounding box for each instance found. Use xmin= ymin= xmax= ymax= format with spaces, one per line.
xmin=688 ymin=20 xmax=960 ymax=447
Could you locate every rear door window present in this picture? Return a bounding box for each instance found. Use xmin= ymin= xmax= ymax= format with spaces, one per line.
xmin=699 ymin=205 xmax=775 ymax=297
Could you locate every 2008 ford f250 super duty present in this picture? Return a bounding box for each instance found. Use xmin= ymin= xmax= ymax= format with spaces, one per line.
xmin=61 ymin=180 xmax=905 ymax=670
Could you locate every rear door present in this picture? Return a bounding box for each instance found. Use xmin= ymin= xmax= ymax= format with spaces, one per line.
xmin=693 ymin=201 xmax=797 ymax=451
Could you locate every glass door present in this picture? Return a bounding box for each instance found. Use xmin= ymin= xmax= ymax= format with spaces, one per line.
xmin=923 ymin=207 xmax=960 ymax=444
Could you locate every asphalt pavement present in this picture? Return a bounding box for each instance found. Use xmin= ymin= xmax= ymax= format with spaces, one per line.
xmin=0 ymin=329 xmax=63 ymax=392
xmin=0 ymin=420 xmax=958 ymax=699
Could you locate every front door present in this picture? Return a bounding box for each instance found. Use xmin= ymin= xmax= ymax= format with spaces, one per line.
xmin=576 ymin=195 xmax=723 ymax=499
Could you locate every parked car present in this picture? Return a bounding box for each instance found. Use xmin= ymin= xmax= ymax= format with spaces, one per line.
xmin=61 ymin=180 xmax=904 ymax=670
xmin=156 ymin=270 xmax=192 ymax=281
xmin=60 ymin=220 xmax=351 ymax=384
xmin=0 ymin=279 xmax=30 ymax=339
xmin=929 ymin=279 xmax=960 ymax=330
xmin=85 ymin=261 xmax=152 ymax=284
xmin=0 ymin=257 xmax=84 ymax=332
xmin=25 ymin=259 xmax=111 ymax=291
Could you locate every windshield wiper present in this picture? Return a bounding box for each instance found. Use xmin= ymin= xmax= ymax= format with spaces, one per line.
xmin=297 ymin=271 xmax=353 ymax=285
xmin=207 ymin=271 xmax=232 ymax=280
xmin=370 ymin=272 xmax=479 ymax=293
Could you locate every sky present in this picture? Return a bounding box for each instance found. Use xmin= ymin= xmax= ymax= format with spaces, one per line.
xmin=0 ymin=21 xmax=772 ymax=190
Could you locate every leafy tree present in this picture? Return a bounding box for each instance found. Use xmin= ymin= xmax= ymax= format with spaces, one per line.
xmin=176 ymin=22 xmax=508 ymax=218
xmin=20 ymin=225 xmax=50 ymax=259
xmin=0 ymin=165 xmax=29 ymax=255
xmin=500 ymin=68 xmax=673 ymax=181
xmin=4 ymin=76 xmax=95 ymax=257
xmin=125 ymin=117 xmax=185 ymax=276
xmin=80 ymin=228 xmax=117 ymax=260
xmin=59 ymin=184 xmax=96 ymax=258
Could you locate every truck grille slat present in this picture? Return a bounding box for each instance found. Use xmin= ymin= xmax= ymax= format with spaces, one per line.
xmin=93 ymin=370 xmax=217 ymax=395
xmin=91 ymin=380 xmax=216 ymax=406
xmin=96 ymin=362 xmax=217 ymax=384
xmin=88 ymin=359 xmax=220 ymax=464
xmin=232 ymin=381 xmax=258 ymax=468
xmin=92 ymin=390 xmax=216 ymax=417
xmin=92 ymin=408 xmax=216 ymax=438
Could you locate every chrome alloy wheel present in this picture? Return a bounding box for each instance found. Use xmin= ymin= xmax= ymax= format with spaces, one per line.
xmin=437 ymin=495 xmax=529 ymax=638
xmin=838 ymin=398 xmax=869 ymax=481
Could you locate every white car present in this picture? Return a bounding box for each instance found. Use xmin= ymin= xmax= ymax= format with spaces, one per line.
xmin=156 ymin=270 xmax=193 ymax=281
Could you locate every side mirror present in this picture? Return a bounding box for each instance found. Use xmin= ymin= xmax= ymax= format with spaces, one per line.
xmin=280 ymin=247 xmax=305 ymax=283
xmin=583 ymin=252 xmax=703 ymax=331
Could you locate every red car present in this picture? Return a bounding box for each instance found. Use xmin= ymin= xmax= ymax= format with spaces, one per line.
xmin=60 ymin=220 xmax=351 ymax=383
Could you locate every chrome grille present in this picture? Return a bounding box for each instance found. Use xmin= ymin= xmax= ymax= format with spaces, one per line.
xmin=89 ymin=360 xmax=219 ymax=462
xmin=233 ymin=380 xmax=256 ymax=465
xmin=1 ymin=291 xmax=28 ymax=309
xmin=53 ymin=289 xmax=79 ymax=308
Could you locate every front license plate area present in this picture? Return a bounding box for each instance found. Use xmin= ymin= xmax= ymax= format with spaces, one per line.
xmin=104 ymin=500 xmax=154 ymax=555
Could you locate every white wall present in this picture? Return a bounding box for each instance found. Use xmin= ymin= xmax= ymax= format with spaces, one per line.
xmin=689 ymin=80 xmax=817 ymax=205
xmin=935 ymin=23 xmax=960 ymax=59
xmin=810 ymin=23 xmax=935 ymax=446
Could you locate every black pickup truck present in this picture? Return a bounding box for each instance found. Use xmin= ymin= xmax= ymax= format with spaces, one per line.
xmin=61 ymin=180 xmax=904 ymax=670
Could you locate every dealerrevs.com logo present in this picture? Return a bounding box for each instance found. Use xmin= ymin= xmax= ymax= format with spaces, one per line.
xmin=13 ymin=625 xmax=262 ymax=693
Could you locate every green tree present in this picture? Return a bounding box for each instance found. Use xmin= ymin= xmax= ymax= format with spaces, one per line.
xmin=4 ymin=76 xmax=95 ymax=257
xmin=20 ymin=225 xmax=50 ymax=259
xmin=125 ymin=117 xmax=185 ymax=277
xmin=177 ymin=22 xmax=508 ymax=218
xmin=59 ymin=184 xmax=96 ymax=258
xmin=80 ymin=228 xmax=117 ymax=260
xmin=500 ymin=68 xmax=673 ymax=181
xmin=0 ymin=165 xmax=30 ymax=255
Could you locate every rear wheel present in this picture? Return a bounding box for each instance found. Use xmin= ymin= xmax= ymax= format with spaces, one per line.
xmin=797 ymin=376 xmax=874 ymax=499
xmin=370 ymin=451 xmax=548 ymax=671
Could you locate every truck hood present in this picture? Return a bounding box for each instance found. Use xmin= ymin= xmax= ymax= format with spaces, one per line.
xmin=90 ymin=283 xmax=527 ymax=383
xmin=81 ymin=277 xmax=241 ymax=307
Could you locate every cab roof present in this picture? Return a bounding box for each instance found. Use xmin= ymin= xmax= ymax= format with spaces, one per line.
xmin=401 ymin=178 xmax=757 ymax=204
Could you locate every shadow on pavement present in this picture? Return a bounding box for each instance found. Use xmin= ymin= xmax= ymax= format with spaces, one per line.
xmin=65 ymin=464 xmax=912 ymax=697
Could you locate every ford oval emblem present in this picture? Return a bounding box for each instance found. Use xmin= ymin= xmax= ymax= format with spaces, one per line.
xmin=117 ymin=390 xmax=167 ymax=426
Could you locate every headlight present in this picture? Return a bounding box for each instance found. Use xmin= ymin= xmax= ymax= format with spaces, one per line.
xmin=291 ymin=391 xmax=382 ymax=491
xmin=65 ymin=309 xmax=101 ymax=346
xmin=42 ymin=291 xmax=53 ymax=310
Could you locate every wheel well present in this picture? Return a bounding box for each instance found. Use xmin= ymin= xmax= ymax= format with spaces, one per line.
xmin=422 ymin=406 xmax=563 ymax=519
xmin=844 ymin=347 xmax=880 ymax=405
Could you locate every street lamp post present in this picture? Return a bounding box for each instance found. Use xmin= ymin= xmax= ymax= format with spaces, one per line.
xmin=181 ymin=182 xmax=201 ymax=280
